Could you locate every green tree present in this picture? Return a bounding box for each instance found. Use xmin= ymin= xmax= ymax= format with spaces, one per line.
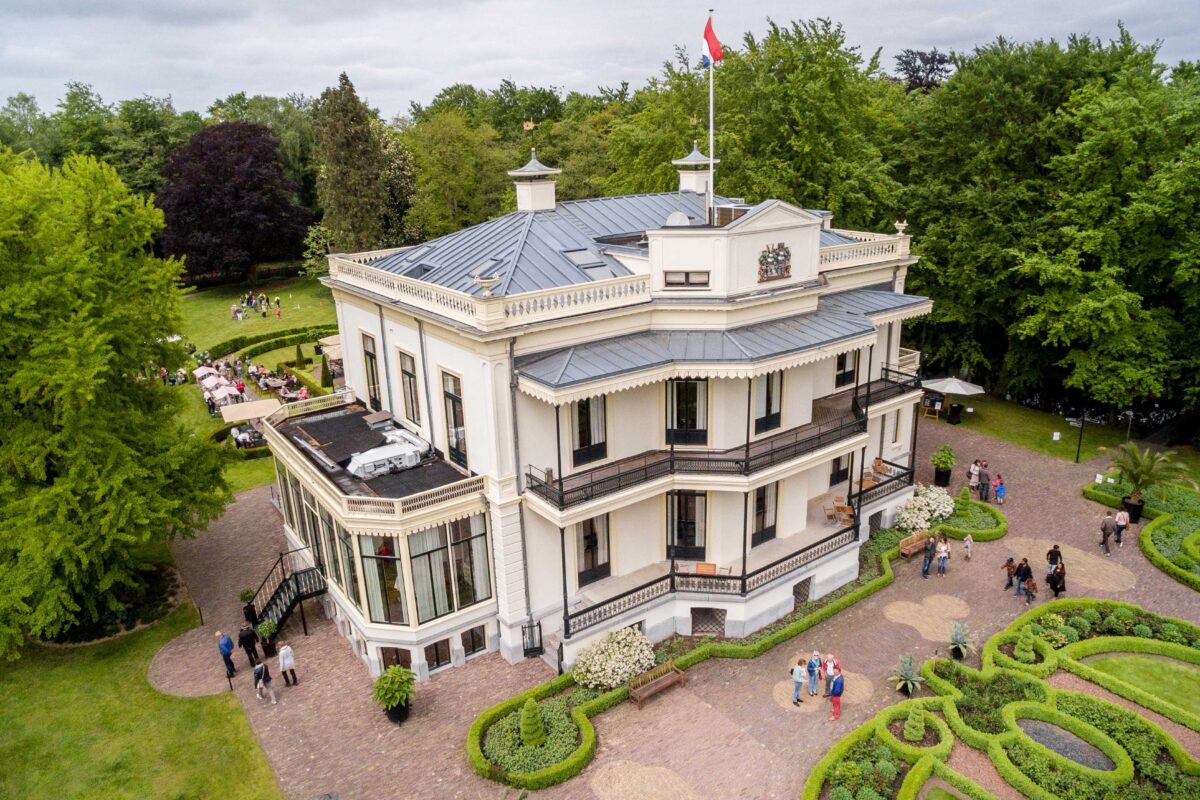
xmin=313 ymin=73 xmax=388 ymax=251
xmin=104 ymin=95 xmax=203 ymax=195
xmin=208 ymin=92 xmax=319 ymax=210
xmin=518 ymin=698 xmax=546 ymax=748
xmin=0 ymin=93 xmax=51 ymax=156
xmin=0 ymin=151 xmax=228 ymax=657
xmin=402 ymin=109 xmax=510 ymax=238
xmin=49 ymin=82 xmax=114 ymax=163
xmin=902 ymin=707 xmax=926 ymax=742
xmin=374 ymin=120 xmax=417 ymax=246
xmin=301 ymin=223 xmax=335 ymax=278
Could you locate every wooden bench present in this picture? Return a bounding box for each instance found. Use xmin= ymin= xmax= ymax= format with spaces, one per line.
xmin=627 ymin=659 xmax=686 ymax=709
xmin=899 ymin=531 xmax=929 ymax=559
xmin=693 ymin=562 xmax=731 ymax=576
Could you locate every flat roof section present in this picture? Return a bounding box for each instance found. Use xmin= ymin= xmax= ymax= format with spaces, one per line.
xmin=278 ymin=404 xmax=468 ymax=500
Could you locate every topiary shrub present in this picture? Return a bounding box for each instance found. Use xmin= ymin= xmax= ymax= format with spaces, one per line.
xmin=1114 ymin=607 xmax=1136 ymax=622
xmin=571 ymin=626 xmax=655 ymax=690
xmin=1059 ymin=625 xmax=1080 ymax=644
xmin=1082 ymin=608 xmax=1102 ymax=624
xmin=830 ymin=787 xmax=853 ymax=800
xmin=875 ymin=760 xmax=898 ymax=784
xmin=1133 ymin=624 xmax=1153 ymax=638
xmin=482 ymin=696 xmax=580 ymax=774
xmin=1014 ymin=628 xmax=1037 ymax=664
xmin=519 ymin=698 xmax=546 ymax=748
xmin=856 ymin=760 xmax=874 ymax=778
xmin=903 ymin=706 xmax=927 ymax=742
xmin=855 ymin=786 xmax=884 ymax=800
xmin=1039 ymin=627 xmax=1068 ymax=649
xmin=1159 ymin=623 xmax=1188 ymax=645
xmin=320 ymin=354 xmax=333 ymax=388
xmin=873 ymin=744 xmax=892 ymax=764
xmin=1101 ymin=614 xmax=1129 ymax=636
xmin=1068 ymin=615 xmax=1092 ymax=637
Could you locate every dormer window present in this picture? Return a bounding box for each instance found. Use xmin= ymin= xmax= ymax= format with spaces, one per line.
xmin=664 ymin=271 xmax=710 ymax=287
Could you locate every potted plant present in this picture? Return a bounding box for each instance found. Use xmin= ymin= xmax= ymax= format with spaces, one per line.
xmin=930 ymin=444 xmax=955 ymax=487
xmin=888 ymin=654 xmax=923 ymax=695
xmin=1101 ymin=442 xmax=1196 ymax=523
xmin=239 ymin=589 xmax=257 ymax=625
xmin=372 ymin=665 xmax=416 ymax=723
xmin=256 ymin=620 xmax=278 ymax=658
xmin=948 ymin=622 xmax=976 ymax=661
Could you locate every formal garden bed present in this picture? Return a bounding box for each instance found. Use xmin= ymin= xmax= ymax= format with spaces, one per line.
xmin=803 ymin=600 xmax=1200 ymax=800
xmin=469 ymin=503 xmax=1011 ymax=790
xmin=1084 ymin=477 xmax=1200 ymax=591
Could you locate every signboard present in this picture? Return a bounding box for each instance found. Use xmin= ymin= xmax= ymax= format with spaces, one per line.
xmin=921 ymin=392 xmax=944 ymax=411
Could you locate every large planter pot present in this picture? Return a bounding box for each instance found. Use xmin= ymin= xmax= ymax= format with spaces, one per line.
xmin=384 ymin=699 xmax=411 ymax=724
xmin=261 ymin=638 xmax=277 ymax=658
xmin=933 ymin=467 xmax=952 ymax=487
xmin=242 ymin=602 xmax=257 ymax=625
xmin=1122 ymin=496 xmax=1145 ymax=524
xmin=950 ymin=645 xmax=965 ymax=661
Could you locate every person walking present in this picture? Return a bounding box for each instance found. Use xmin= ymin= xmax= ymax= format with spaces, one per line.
xmin=254 ymin=659 xmax=277 ymax=704
xmin=977 ymin=462 xmax=992 ymax=503
xmin=935 ymin=536 xmax=951 ymax=577
xmin=968 ymin=459 xmax=981 ymax=493
xmin=822 ymin=653 xmax=841 ymax=697
xmin=215 ymin=631 xmax=236 ymax=678
xmin=828 ymin=668 xmax=845 ymax=721
xmin=1002 ymin=557 xmax=1017 ymax=590
xmin=1013 ymin=558 xmax=1033 ymax=597
xmin=278 ymin=639 xmax=297 ymax=686
xmin=1046 ymin=545 xmax=1063 ymax=576
xmin=237 ymin=623 xmax=260 ymax=668
xmin=790 ymin=658 xmax=806 ymax=705
xmin=921 ymin=534 xmax=936 ymax=579
xmin=1048 ymin=563 xmax=1067 ymax=598
xmin=1022 ymin=574 xmax=1038 ymax=605
xmin=806 ymin=650 xmax=822 ymax=697
xmin=995 ymin=476 xmax=1006 ymax=505
xmin=1100 ymin=511 xmax=1116 ymax=557
xmin=963 ymin=533 xmax=974 ymax=562
xmin=1115 ymin=508 xmax=1129 ymax=548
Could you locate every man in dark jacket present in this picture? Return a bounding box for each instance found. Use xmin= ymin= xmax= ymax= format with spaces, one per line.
xmin=237 ymin=624 xmax=260 ymax=668
xmin=1013 ymin=558 xmax=1033 ymax=597
xmin=216 ymin=630 xmax=236 ymax=678
xmin=1046 ymin=545 xmax=1063 ymax=576
xmin=921 ymin=535 xmax=936 ymax=579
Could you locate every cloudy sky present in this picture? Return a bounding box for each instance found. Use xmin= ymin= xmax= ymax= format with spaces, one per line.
xmin=1 ymin=0 xmax=1196 ymax=117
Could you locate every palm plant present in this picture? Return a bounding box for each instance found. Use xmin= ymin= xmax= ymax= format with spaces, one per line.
xmin=948 ymin=622 xmax=976 ymax=659
xmin=888 ymin=654 xmax=924 ymax=695
xmin=1102 ymin=442 xmax=1195 ymax=503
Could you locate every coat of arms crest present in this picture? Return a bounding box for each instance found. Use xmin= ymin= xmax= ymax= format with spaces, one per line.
xmin=758 ymin=242 xmax=791 ymax=282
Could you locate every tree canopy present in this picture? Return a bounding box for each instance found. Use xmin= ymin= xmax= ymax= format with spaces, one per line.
xmin=0 ymin=151 xmax=228 ymax=657
xmin=157 ymin=121 xmax=310 ymax=284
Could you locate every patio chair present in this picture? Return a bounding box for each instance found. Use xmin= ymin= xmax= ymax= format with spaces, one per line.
xmin=823 ymin=505 xmax=839 ymax=525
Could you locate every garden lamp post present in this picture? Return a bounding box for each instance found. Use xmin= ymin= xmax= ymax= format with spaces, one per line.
xmin=1075 ymin=409 xmax=1086 ymax=464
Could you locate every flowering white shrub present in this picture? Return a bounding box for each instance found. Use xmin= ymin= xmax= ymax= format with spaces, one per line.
xmin=570 ymin=626 xmax=655 ymax=690
xmin=894 ymin=484 xmax=956 ymax=533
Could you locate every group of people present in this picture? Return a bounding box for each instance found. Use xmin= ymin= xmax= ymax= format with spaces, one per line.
xmin=1099 ymin=509 xmax=1131 ymax=556
xmin=230 ymin=291 xmax=283 ymax=321
xmin=920 ymin=532 xmax=973 ymax=579
xmin=967 ymin=459 xmax=1006 ymax=504
xmin=215 ymin=624 xmax=299 ymax=706
xmin=790 ymin=651 xmax=845 ymax=720
xmin=1002 ymin=545 xmax=1067 ymax=605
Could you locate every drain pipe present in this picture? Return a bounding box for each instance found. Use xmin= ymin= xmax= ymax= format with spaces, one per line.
xmin=508 ymin=338 xmax=533 ymax=622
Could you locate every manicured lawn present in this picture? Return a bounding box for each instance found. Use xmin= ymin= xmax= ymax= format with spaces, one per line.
xmin=251 ymin=341 xmax=321 ymax=374
xmin=172 ymin=383 xmax=226 ymax=439
xmin=179 ymin=275 xmax=336 ymax=351
xmin=1087 ymin=654 xmax=1200 ymax=718
xmin=226 ymin=457 xmax=277 ymax=494
xmin=171 ymin=385 xmax=278 ymax=494
xmin=929 ymin=393 xmax=1125 ymax=462
xmin=0 ymin=604 xmax=281 ymax=800
xmin=925 ymin=789 xmax=960 ymax=800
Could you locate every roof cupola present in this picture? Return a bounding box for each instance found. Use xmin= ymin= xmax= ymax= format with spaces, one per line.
xmin=508 ymin=148 xmax=561 ymax=212
xmin=672 ymin=141 xmax=719 ymax=195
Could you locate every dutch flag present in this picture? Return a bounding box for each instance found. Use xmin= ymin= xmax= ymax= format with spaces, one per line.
xmin=701 ymin=15 xmax=723 ymax=67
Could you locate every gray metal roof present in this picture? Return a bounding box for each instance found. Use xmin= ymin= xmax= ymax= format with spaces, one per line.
xmin=368 ymin=192 xmax=722 ymax=297
xmin=516 ymin=309 xmax=876 ymax=389
xmin=817 ymin=287 xmax=930 ymax=316
xmin=819 ymin=229 xmax=862 ymax=247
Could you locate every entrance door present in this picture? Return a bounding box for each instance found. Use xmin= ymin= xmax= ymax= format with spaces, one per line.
xmin=668 ymin=491 xmax=707 ymax=561
xmin=577 ymin=515 xmax=611 ymax=587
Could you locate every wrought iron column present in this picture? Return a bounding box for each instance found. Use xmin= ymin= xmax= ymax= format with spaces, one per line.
xmin=559 ymin=526 xmax=570 ymax=638
xmin=555 ymin=403 xmax=565 ymax=505
xmin=865 ymin=344 xmax=875 ymax=407
xmin=743 ymin=377 xmax=752 ymax=472
xmin=740 ymin=490 xmax=749 ymax=595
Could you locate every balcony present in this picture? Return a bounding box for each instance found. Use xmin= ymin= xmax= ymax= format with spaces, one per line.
xmin=528 ymin=391 xmax=867 ymax=510
xmin=859 ymin=367 xmax=922 ymax=408
xmin=851 ymin=458 xmax=915 ymax=506
xmin=564 ymin=522 xmax=858 ymax=638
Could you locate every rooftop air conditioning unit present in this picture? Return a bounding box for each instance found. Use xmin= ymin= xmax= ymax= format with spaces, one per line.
xmin=346 ymin=427 xmax=432 ymax=479
xmin=714 ymin=204 xmax=753 ymax=226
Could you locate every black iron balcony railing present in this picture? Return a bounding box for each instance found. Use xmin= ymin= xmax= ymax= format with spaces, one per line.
xmin=564 ymin=523 xmax=858 ymax=638
xmin=851 ymin=458 xmax=916 ymax=506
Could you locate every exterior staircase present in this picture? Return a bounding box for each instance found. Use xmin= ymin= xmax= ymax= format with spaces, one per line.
xmin=251 ymin=547 xmax=327 ymax=634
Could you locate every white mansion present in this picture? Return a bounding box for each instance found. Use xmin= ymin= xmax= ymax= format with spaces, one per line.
xmin=262 ymin=147 xmax=930 ymax=679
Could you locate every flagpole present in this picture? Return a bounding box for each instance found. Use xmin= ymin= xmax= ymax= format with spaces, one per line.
xmin=707 ymin=8 xmax=715 ymax=224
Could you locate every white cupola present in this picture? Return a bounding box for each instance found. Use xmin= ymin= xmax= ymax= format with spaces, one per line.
xmin=672 ymin=141 xmax=719 ymax=195
xmin=508 ymin=149 xmax=561 ymax=212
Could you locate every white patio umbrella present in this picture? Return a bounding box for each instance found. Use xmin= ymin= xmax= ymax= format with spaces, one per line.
xmin=921 ymin=377 xmax=984 ymax=396
xmin=211 ymin=385 xmax=241 ymax=404
xmin=199 ymin=374 xmax=225 ymax=389
xmin=192 ymin=366 xmax=218 ymax=378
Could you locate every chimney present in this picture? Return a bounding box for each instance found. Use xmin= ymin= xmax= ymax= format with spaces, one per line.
xmin=508 ymin=148 xmax=561 ymax=212
xmin=672 ymin=140 xmax=719 ymax=194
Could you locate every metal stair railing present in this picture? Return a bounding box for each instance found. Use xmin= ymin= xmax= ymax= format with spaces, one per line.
xmin=249 ymin=546 xmax=326 ymax=636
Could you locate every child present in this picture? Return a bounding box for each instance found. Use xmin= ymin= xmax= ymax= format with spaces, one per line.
xmin=995 ymin=475 xmax=1006 ymax=505
xmin=963 ymin=533 xmax=973 ymax=562
xmin=1002 ymin=557 xmax=1016 ymax=589
xmin=1023 ymin=575 xmax=1038 ymax=606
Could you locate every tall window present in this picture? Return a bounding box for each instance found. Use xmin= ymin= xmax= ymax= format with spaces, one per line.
xmin=410 ymin=513 xmax=491 ymax=624
xmin=577 ymin=515 xmax=611 ymax=586
xmin=571 ymin=396 xmax=607 ymax=466
xmin=834 ymin=351 xmax=858 ymax=388
xmin=276 ymin=462 xmax=295 ymax=531
xmin=302 ymin=488 xmax=322 ymax=565
xmin=442 ymin=372 xmax=467 ymax=467
xmin=319 ymin=507 xmax=343 ymax=589
xmin=399 ymin=350 xmax=421 ymax=425
xmin=668 ymin=491 xmax=707 ymax=561
xmin=754 ymin=371 xmax=783 ymax=433
xmin=892 ymin=409 xmax=902 ymax=444
xmin=830 ymin=454 xmax=850 ymax=486
xmin=287 ymin=472 xmax=305 ymax=546
xmin=362 ymin=333 xmax=381 ymax=411
xmin=752 ymin=483 xmax=778 ymax=547
xmin=337 ymin=522 xmax=360 ymax=609
xmin=361 ymin=535 xmax=407 ymax=624
xmin=667 ymin=379 xmax=708 ymax=445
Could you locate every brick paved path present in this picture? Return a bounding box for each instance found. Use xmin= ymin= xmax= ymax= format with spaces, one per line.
xmin=151 ymin=419 xmax=1199 ymax=800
